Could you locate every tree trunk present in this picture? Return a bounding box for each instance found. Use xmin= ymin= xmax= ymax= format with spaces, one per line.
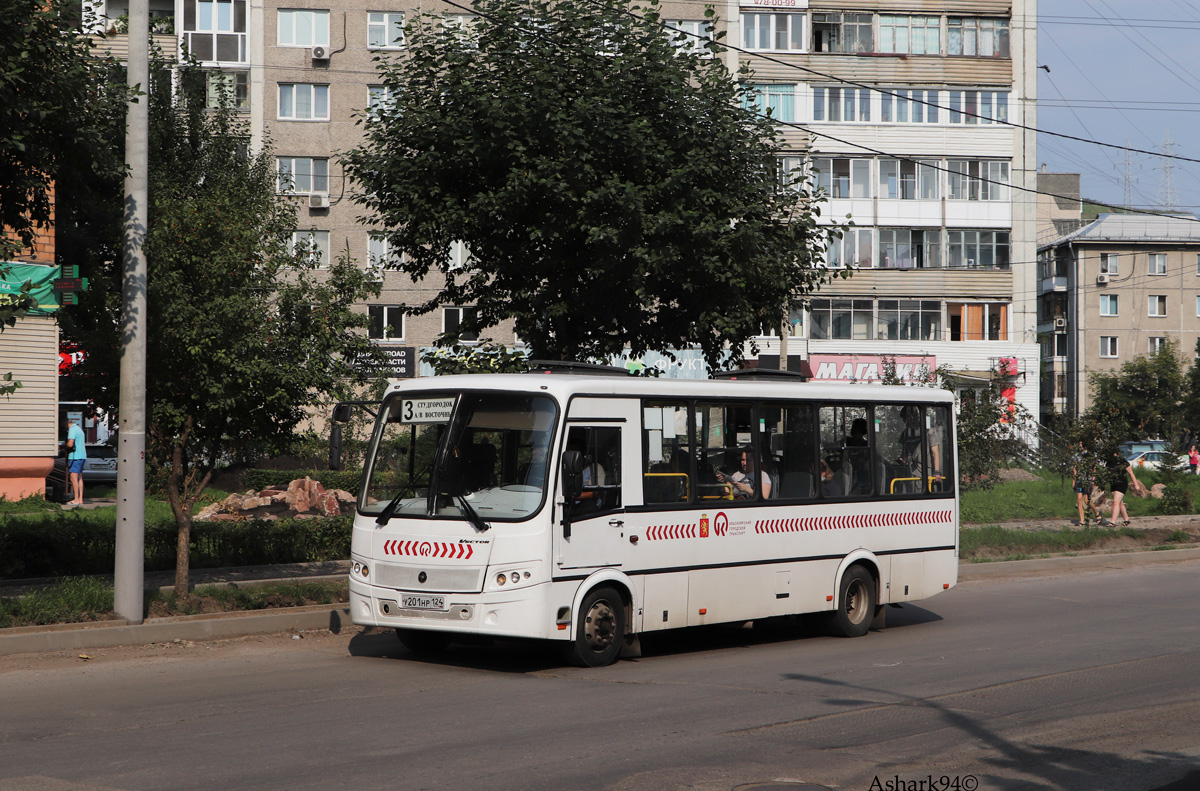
xmin=174 ymin=510 xmax=192 ymax=598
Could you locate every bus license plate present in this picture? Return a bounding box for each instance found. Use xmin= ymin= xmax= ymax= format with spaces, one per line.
xmin=400 ymin=594 xmax=446 ymax=611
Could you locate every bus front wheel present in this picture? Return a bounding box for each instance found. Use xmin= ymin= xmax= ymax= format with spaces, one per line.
xmin=563 ymin=586 xmax=625 ymax=667
xmin=827 ymin=565 xmax=876 ymax=638
xmin=396 ymin=628 xmax=453 ymax=655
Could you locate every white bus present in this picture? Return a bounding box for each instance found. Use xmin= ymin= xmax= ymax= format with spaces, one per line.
xmin=341 ymin=369 xmax=958 ymax=666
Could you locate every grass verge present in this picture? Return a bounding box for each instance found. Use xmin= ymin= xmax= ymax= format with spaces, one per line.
xmin=1 ymin=578 xmax=348 ymax=628
xmin=961 ymin=524 xmax=1142 ymax=562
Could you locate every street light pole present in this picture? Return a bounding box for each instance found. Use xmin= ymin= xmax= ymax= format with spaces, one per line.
xmin=114 ymin=0 xmax=149 ymax=624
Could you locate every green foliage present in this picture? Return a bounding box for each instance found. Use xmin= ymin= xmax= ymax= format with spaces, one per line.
xmin=1088 ymin=338 xmax=1184 ymax=441
xmin=1158 ymin=484 xmax=1193 ymax=516
xmin=240 ymin=469 xmax=366 ymax=493
xmin=343 ymin=0 xmax=840 ymax=370
xmin=148 ymin=580 xmax=347 ymax=616
xmin=943 ymin=364 xmax=1032 ymax=491
xmin=62 ymin=57 xmax=381 ymax=592
xmin=422 ymin=342 xmax=531 ymax=375
xmin=0 ymin=492 xmax=58 ymax=514
xmin=0 ymin=0 xmax=128 ymax=259
xmin=960 ymin=525 xmax=1133 ymax=560
xmin=0 ymin=577 xmax=115 ymax=628
xmin=0 ymin=513 xmax=351 ymax=580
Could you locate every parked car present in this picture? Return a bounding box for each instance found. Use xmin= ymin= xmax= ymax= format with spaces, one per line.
xmin=1120 ymin=440 xmax=1169 ymax=458
xmin=1124 ymin=450 xmax=1184 ymax=470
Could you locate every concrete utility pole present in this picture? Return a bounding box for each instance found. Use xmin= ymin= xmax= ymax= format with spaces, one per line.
xmin=114 ymin=0 xmax=149 ymax=624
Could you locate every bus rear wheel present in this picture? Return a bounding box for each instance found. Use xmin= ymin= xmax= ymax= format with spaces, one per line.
xmin=827 ymin=565 xmax=876 ymax=638
xmin=396 ymin=628 xmax=453 ymax=655
xmin=563 ymin=586 xmax=625 ymax=667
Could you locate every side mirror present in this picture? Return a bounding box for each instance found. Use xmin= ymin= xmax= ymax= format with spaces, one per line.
xmin=332 ymin=402 xmax=354 ymax=423
xmin=561 ymin=450 xmax=583 ymax=502
xmin=329 ymin=424 xmax=344 ymax=471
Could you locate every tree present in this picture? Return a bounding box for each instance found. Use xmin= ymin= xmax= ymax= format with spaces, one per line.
xmin=1 ymin=0 xmax=126 ymax=392
xmin=342 ymin=0 xmax=839 ymax=370
xmin=66 ymin=61 xmax=382 ymax=596
xmin=1087 ymin=339 xmax=1184 ymax=442
xmin=0 ymin=0 xmax=125 ymax=260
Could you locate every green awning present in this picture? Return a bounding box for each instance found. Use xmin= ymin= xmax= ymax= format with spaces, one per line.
xmin=0 ymin=262 xmax=60 ymax=315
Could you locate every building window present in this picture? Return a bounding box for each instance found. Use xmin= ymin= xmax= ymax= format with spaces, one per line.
xmin=277 ymin=157 xmax=328 ymax=194
xmin=367 ymin=12 xmax=405 ymax=49
xmin=948 ymin=90 xmax=1008 ymax=124
xmin=1100 ymin=336 xmax=1118 ymax=358
xmin=812 ymin=87 xmax=871 ymax=122
xmin=811 ymin=12 xmax=872 ymax=53
xmin=947 ymin=160 xmax=1009 ymax=200
xmin=878 ymin=229 xmax=940 ymax=269
xmin=443 ymin=306 xmax=479 ymax=341
xmin=278 ymin=84 xmax=329 ymax=120
xmin=368 ymin=233 xmax=400 ymax=275
xmin=879 ymin=15 xmax=940 ymax=55
xmin=779 ymin=155 xmax=806 ymax=191
xmin=746 ymin=84 xmax=795 ymax=122
xmin=278 ymin=9 xmax=329 ymax=47
xmin=1196 ymin=295 xmax=1200 ymax=316
xmin=1100 ymin=294 xmax=1119 ymax=317
xmin=206 ymin=70 xmax=249 ymax=111
xmin=878 ymin=300 xmax=942 ymax=341
xmin=808 ymin=299 xmax=873 ymax=340
xmin=1149 ymin=337 xmax=1167 ymax=354
xmin=367 ymin=85 xmax=397 ymax=114
xmin=759 ymin=306 xmax=806 ymax=337
xmin=824 ymin=228 xmax=874 ymax=269
xmin=947 ymin=230 xmax=1009 ymax=269
xmin=880 ymin=89 xmax=940 ymax=123
xmin=1100 ymin=253 xmax=1119 ymax=275
xmin=1055 ymin=333 xmax=1068 ymax=356
xmin=666 ymin=20 xmax=715 ymax=55
xmin=1056 ymin=373 xmax=1067 ymax=398
xmin=878 ymin=159 xmax=939 ymax=200
xmin=810 ymin=157 xmax=871 ymax=198
xmin=948 ymin=18 xmax=1010 ymax=58
xmin=1149 ymin=295 xmax=1167 ymax=317
xmin=743 ymin=13 xmax=803 ymax=51
xmin=290 ymin=230 xmax=330 ymax=267
xmin=368 ymin=305 xmax=404 ymax=340
xmin=182 ymin=0 xmax=248 ymax=63
xmin=1148 ymin=253 xmax=1166 ymax=275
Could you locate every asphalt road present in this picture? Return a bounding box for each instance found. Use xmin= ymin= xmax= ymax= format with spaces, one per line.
xmin=1 ymin=562 xmax=1198 ymax=791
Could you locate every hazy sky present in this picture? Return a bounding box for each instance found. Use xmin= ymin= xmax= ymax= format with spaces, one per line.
xmin=1037 ymin=0 xmax=1200 ymax=211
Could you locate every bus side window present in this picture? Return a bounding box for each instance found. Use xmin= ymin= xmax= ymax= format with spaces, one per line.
xmin=875 ymin=404 xmax=925 ymax=496
xmin=927 ymin=405 xmax=952 ymax=493
xmin=643 ymin=402 xmax=692 ymax=504
xmin=566 ymin=426 xmax=621 ymax=515
xmin=773 ymin=403 xmax=817 ymax=499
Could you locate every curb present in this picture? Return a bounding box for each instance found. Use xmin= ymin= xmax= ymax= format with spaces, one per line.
xmin=0 ymin=605 xmax=352 ymax=657
xmin=5 ymin=549 xmax=1200 ymax=658
xmin=958 ymin=546 xmax=1200 ymax=579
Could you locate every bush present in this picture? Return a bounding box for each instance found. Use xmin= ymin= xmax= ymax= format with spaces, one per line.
xmin=240 ymin=468 xmax=365 ymax=493
xmin=1158 ymin=484 xmax=1193 ymax=515
xmin=0 ymin=513 xmax=351 ymax=580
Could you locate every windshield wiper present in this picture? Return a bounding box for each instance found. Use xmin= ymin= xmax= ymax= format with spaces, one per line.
xmin=457 ymin=494 xmax=491 ymax=532
xmin=376 ymin=486 xmax=416 ymax=525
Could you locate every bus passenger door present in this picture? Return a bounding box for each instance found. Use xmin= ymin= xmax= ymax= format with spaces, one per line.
xmin=556 ymin=404 xmax=632 ymax=570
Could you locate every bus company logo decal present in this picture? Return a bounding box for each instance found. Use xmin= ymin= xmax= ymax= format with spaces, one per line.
xmin=383 ymin=539 xmax=475 ymax=559
xmin=713 ymin=512 xmax=729 ymax=536
xmin=755 ymin=510 xmax=953 ymax=533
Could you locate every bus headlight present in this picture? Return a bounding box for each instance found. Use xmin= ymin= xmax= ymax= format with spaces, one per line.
xmin=353 ymin=561 xmax=370 ymax=580
xmin=496 ymin=572 xmax=508 ymax=586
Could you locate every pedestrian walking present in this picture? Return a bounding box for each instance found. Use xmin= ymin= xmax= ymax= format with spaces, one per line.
xmin=1072 ymin=442 xmax=1101 ymax=527
xmin=1189 ymin=444 xmax=1198 ymax=476
xmin=1105 ymin=448 xmax=1139 ymax=527
xmin=64 ymin=416 xmax=87 ymax=507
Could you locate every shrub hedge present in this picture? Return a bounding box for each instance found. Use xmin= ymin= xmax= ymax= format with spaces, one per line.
xmin=240 ymin=468 xmax=366 ymax=493
xmin=0 ymin=512 xmax=351 ymax=580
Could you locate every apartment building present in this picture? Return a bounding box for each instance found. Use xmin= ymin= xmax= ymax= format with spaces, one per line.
xmin=1038 ymin=212 xmax=1200 ymax=417
xmin=89 ymin=0 xmax=1038 ymax=397
xmin=742 ymin=0 xmax=1039 ymax=422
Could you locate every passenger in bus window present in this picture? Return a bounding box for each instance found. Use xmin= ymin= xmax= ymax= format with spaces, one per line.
xmin=820 ymin=459 xmax=842 ymax=497
xmin=716 ymin=446 xmax=771 ymax=499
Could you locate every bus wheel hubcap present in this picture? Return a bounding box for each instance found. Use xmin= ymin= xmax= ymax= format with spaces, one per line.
xmin=584 ymin=600 xmax=616 ymax=651
xmin=845 ymin=580 xmax=866 ymax=623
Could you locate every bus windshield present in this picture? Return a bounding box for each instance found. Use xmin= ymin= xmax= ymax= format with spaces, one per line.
xmin=360 ymin=391 xmax=559 ymax=521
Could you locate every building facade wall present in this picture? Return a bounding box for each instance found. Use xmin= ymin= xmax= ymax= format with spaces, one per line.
xmin=0 ymin=315 xmax=60 ymax=499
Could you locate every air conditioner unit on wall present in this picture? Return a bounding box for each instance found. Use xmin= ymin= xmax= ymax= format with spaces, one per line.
xmin=1054 ymin=318 xmax=1067 ymax=329
xmin=308 ymin=193 xmax=329 ymax=209
xmin=1096 ymin=273 xmax=1110 ymax=284
xmin=311 ymin=45 xmax=329 ymax=61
